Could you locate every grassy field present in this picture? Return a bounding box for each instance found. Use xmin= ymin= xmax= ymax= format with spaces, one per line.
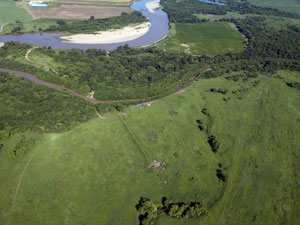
xmin=157 ymin=22 xmax=246 ymax=56
xmin=3 ymin=18 xmax=75 ymax=34
xmin=0 ymin=0 xmax=32 ymax=24
xmin=0 ymin=70 xmax=299 ymax=225
xmin=248 ymin=0 xmax=300 ymax=14
xmin=195 ymin=12 xmax=246 ymax=21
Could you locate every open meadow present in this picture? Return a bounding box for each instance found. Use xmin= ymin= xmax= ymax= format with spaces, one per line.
xmin=248 ymin=0 xmax=300 ymax=14
xmin=0 ymin=0 xmax=32 ymax=25
xmin=157 ymin=22 xmax=246 ymax=56
xmin=0 ymin=70 xmax=299 ymax=225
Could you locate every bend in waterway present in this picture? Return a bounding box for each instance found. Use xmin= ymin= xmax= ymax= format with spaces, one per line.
xmin=0 ymin=0 xmax=169 ymax=50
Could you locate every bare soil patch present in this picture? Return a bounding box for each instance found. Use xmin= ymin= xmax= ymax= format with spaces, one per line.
xmin=28 ymin=4 xmax=130 ymax=20
xmin=55 ymin=0 xmax=130 ymax=6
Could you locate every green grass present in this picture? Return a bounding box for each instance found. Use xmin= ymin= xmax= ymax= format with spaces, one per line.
xmin=159 ymin=22 xmax=246 ymax=56
xmin=0 ymin=70 xmax=299 ymax=224
xmin=154 ymin=23 xmax=186 ymax=53
xmin=3 ymin=18 xmax=75 ymax=34
xmin=248 ymin=0 xmax=300 ymax=14
xmin=195 ymin=12 xmax=246 ymax=21
xmin=0 ymin=0 xmax=32 ymax=24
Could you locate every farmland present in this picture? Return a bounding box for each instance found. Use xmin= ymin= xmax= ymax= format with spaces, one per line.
xmin=157 ymin=22 xmax=246 ymax=56
xmin=0 ymin=70 xmax=299 ymax=225
xmin=27 ymin=4 xmax=131 ymax=20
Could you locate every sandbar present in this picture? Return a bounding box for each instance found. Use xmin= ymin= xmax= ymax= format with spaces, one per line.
xmin=145 ymin=0 xmax=160 ymax=14
xmin=60 ymin=22 xmax=151 ymax=44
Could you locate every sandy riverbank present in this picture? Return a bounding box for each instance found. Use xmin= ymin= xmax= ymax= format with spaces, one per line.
xmin=60 ymin=22 xmax=151 ymax=44
xmin=145 ymin=0 xmax=160 ymax=13
xmin=0 ymin=43 xmax=4 ymax=48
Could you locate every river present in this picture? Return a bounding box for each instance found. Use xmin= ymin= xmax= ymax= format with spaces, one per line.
xmin=0 ymin=0 xmax=169 ymax=50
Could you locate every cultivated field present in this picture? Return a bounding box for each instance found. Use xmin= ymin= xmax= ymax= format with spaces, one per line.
xmin=54 ymin=0 xmax=131 ymax=5
xmin=157 ymin=22 xmax=245 ymax=56
xmin=248 ymin=0 xmax=300 ymax=14
xmin=27 ymin=4 xmax=131 ymax=20
xmin=0 ymin=70 xmax=299 ymax=225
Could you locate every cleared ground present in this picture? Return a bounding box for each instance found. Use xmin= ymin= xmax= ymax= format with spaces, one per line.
xmin=54 ymin=0 xmax=131 ymax=6
xmin=0 ymin=70 xmax=299 ymax=225
xmin=27 ymin=4 xmax=131 ymax=20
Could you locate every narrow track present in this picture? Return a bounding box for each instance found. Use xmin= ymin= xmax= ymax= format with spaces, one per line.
xmin=118 ymin=115 xmax=151 ymax=163
xmin=0 ymin=24 xmax=6 ymax=33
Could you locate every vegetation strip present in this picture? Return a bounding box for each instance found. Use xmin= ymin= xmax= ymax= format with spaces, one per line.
xmin=118 ymin=115 xmax=151 ymax=163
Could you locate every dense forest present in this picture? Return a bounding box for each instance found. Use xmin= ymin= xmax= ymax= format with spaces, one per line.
xmin=45 ymin=11 xmax=148 ymax=34
xmin=0 ymin=72 xmax=96 ymax=133
xmin=0 ymin=42 xmax=205 ymax=100
xmin=161 ymin=0 xmax=300 ymax=23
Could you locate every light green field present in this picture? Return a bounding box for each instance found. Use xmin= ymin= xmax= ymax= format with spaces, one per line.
xmin=3 ymin=18 xmax=74 ymax=34
xmin=248 ymin=0 xmax=300 ymax=14
xmin=0 ymin=0 xmax=32 ymax=25
xmin=195 ymin=12 xmax=246 ymax=21
xmin=0 ymin=70 xmax=299 ymax=225
xmin=158 ymin=22 xmax=246 ymax=56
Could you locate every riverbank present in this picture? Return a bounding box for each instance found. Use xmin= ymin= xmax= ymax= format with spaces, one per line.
xmin=145 ymin=0 xmax=160 ymax=13
xmin=60 ymin=22 xmax=151 ymax=44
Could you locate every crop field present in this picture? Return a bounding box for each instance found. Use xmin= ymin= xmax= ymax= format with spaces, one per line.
xmin=27 ymin=4 xmax=131 ymax=20
xmin=248 ymin=0 xmax=300 ymax=14
xmin=0 ymin=70 xmax=299 ymax=225
xmin=0 ymin=0 xmax=32 ymax=24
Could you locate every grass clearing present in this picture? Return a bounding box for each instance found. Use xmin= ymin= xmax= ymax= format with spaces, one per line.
xmin=195 ymin=12 xmax=246 ymax=21
xmin=248 ymin=0 xmax=300 ymax=14
xmin=3 ymin=18 xmax=74 ymax=34
xmin=0 ymin=0 xmax=32 ymax=24
xmin=0 ymin=70 xmax=299 ymax=224
xmin=157 ymin=22 xmax=246 ymax=56
xmin=177 ymin=22 xmax=245 ymax=56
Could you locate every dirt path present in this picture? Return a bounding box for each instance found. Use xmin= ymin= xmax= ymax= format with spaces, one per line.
xmin=25 ymin=47 xmax=38 ymax=62
xmin=118 ymin=115 xmax=151 ymax=163
xmin=4 ymin=134 xmax=68 ymax=222
xmin=8 ymin=155 xmax=34 ymax=217
xmin=97 ymin=112 xmax=107 ymax=119
xmin=22 ymin=0 xmax=35 ymax=20
xmin=25 ymin=47 xmax=59 ymax=74
xmin=0 ymin=23 xmax=7 ymax=33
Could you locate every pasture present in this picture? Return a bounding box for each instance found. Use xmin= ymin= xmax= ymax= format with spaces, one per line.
xmin=248 ymin=0 xmax=300 ymax=14
xmin=159 ymin=22 xmax=246 ymax=56
xmin=0 ymin=70 xmax=299 ymax=225
xmin=0 ymin=0 xmax=32 ymax=24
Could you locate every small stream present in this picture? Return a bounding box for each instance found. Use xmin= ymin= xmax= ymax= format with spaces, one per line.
xmin=0 ymin=0 xmax=169 ymax=50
